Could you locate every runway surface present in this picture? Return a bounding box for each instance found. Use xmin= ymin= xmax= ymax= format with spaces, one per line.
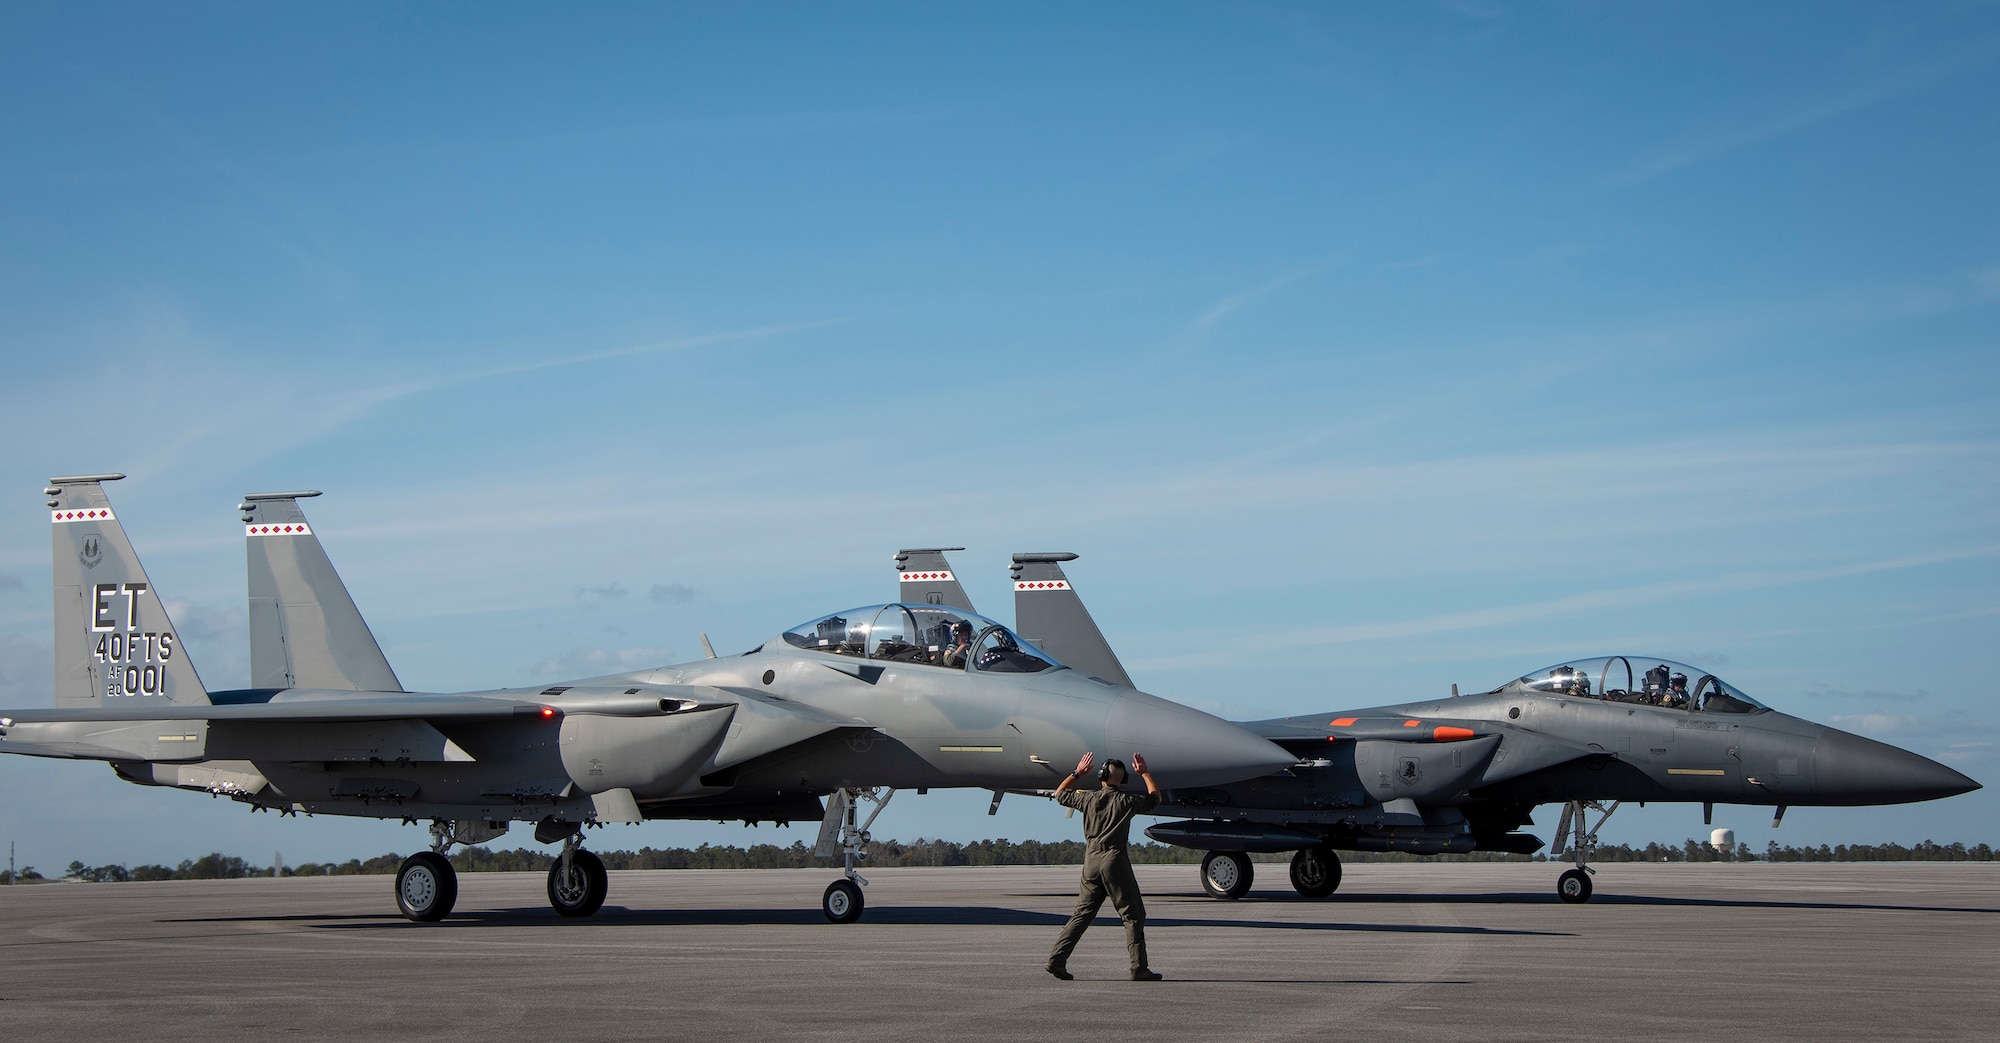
xmin=1 ymin=861 xmax=1994 ymax=1041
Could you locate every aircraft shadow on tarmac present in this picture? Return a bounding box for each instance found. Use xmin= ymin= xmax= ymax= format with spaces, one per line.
xmin=1166 ymin=891 xmax=2000 ymax=916
xmin=168 ymin=905 xmax=1568 ymax=936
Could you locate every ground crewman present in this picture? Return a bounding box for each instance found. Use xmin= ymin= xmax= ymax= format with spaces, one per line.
xmin=1046 ymin=750 xmax=1163 ymax=981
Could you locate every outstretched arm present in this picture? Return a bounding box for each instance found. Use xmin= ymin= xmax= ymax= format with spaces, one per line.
xmin=1054 ymin=752 xmax=1094 ymax=797
xmin=1131 ymin=752 xmax=1160 ymax=796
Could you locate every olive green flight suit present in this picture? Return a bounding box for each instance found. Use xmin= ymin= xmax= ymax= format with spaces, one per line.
xmin=1049 ymin=785 xmax=1161 ymax=971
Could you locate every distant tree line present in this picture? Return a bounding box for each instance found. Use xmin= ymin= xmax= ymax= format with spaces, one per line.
xmin=9 ymin=837 xmax=1992 ymax=883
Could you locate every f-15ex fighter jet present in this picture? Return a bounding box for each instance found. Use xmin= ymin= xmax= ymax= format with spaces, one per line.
xmin=0 ymin=476 xmax=1293 ymax=923
xmin=902 ymin=549 xmax=1982 ymax=905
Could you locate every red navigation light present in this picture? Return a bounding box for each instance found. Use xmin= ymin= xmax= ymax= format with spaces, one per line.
xmin=540 ymin=707 xmax=556 ymax=718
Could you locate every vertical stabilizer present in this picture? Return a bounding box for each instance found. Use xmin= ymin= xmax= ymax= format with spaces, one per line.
xmin=894 ymin=548 xmax=976 ymax=612
xmin=48 ymin=475 xmax=209 ymax=707
xmin=1010 ymin=552 xmax=1134 ymax=688
xmin=242 ymin=492 xmax=402 ymax=692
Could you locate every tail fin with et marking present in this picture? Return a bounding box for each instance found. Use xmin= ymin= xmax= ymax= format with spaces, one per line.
xmin=48 ymin=475 xmax=210 ymax=708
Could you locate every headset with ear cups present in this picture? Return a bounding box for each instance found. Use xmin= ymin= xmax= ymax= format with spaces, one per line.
xmin=1098 ymin=758 xmax=1125 ymax=783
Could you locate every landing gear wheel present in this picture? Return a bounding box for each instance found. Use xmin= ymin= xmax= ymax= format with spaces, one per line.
xmin=1289 ymin=847 xmax=1342 ymax=898
xmin=547 ymin=849 xmax=608 ymax=917
xmin=1557 ymin=868 xmax=1593 ymax=903
xmin=395 ymin=852 xmax=458 ymax=922
xmin=823 ymin=879 xmax=864 ymax=923
xmin=1199 ymin=851 xmax=1253 ymax=900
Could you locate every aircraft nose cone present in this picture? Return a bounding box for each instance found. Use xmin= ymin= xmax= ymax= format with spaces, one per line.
xmin=1106 ymin=691 xmax=1297 ymax=788
xmin=1815 ymin=728 xmax=1982 ymax=805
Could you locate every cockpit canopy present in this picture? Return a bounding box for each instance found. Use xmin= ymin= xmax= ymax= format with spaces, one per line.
xmin=781 ymin=604 xmax=1064 ymax=674
xmin=1492 ymin=656 xmax=1766 ymax=714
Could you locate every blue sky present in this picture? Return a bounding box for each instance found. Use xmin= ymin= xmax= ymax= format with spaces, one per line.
xmin=2 ymin=2 xmax=1997 ymax=870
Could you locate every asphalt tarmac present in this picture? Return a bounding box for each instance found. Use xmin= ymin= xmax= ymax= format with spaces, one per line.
xmin=1 ymin=861 xmax=1994 ymax=1041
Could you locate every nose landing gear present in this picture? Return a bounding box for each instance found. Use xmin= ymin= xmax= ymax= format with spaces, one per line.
xmin=1551 ymin=798 xmax=1619 ymax=904
xmin=815 ymin=787 xmax=894 ymax=923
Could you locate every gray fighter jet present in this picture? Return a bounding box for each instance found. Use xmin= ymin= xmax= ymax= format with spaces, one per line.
xmin=917 ymin=550 xmax=1982 ymax=903
xmin=0 ymin=476 xmax=1294 ymax=923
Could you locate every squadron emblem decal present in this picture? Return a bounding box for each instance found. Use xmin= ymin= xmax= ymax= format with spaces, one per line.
xmin=79 ymin=535 xmax=102 ymax=569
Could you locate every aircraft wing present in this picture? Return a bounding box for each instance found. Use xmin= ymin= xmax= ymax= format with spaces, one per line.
xmin=2 ymin=695 xmax=542 ymax=725
xmin=0 ymin=685 xmax=741 ymax=765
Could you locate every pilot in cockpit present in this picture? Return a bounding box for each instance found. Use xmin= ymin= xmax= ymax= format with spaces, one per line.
xmin=940 ymin=621 xmax=974 ymax=668
xmin=1665 ymin=672 xmax=1690 ymax=708
xmin=1645 ymin=664 xmax=1671 ymax=700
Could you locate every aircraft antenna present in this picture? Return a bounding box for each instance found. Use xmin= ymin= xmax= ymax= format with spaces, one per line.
xmin=699 ymin=633 xmax=717 ymax=659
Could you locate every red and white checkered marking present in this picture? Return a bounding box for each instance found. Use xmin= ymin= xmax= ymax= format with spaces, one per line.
xmin=51 ymin=508 xmax=115 ymax=523
xmin=245 ymin=522 xmax=314 ymax=537
xmin=900 ymin=571 xmax=955 ymax=582
xmin=1014 ymin=580 xmax=1071 ymax=591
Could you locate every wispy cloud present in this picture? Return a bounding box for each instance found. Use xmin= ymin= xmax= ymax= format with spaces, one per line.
xmin=529 ymin=644 xmax=676 ymax=681
xmin=573 ymin=584 xmax=629 ymax=608
xmin=1620 ymin=34 xmax=2000 ymax=183
xmin=1134 ymin=545 xmax=2000 ymax=670
xmin=650 ymin=584 xmax=700 ymax=605
xmin=1189 ymin=270 xmax=1316 ymax=332
xmin=3 ymin=308 xmax=853 ymax=483
xmin=1806 ymin=685 xmax=1928 ymax=703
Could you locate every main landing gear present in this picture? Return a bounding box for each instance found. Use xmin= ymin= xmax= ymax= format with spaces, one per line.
xmin=396 ymin=850 xmax=457 ymax=922
xmin=1288 ymin=846 xmax=1342 ymax=898
xmin=1550 ymin=798 xmax=1620 ymax=904
xmin=1198 ymin=847 xmax=1344 ymax=901
xmin=1199 ymin=851 xmax=1253 ymax=900
xmin=394 ymin=821 xmax=464 ymax=922
xmin=815 ymin=787 xmax=894 ymax=923
xmin=393 ymin=819 xmax=612 ymax=922
xmin=547 ymin=832 xmax=609 ymax=918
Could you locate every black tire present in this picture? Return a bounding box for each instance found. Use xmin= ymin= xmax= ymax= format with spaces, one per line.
xmin=1199 ymin=851 xmax=1253 ymax=900
xmin=1289 ymin=847 xmax=1341 ymax=899
xmin=395 ymin=852 xmax=458 ymax=922
xmin=1557 ymin=868 xmax=1593 ymax=904
xmin=823 ymin=879 xmax=864 ymax=923
xmin=547 ymin=849 xmax=609 ymax=917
